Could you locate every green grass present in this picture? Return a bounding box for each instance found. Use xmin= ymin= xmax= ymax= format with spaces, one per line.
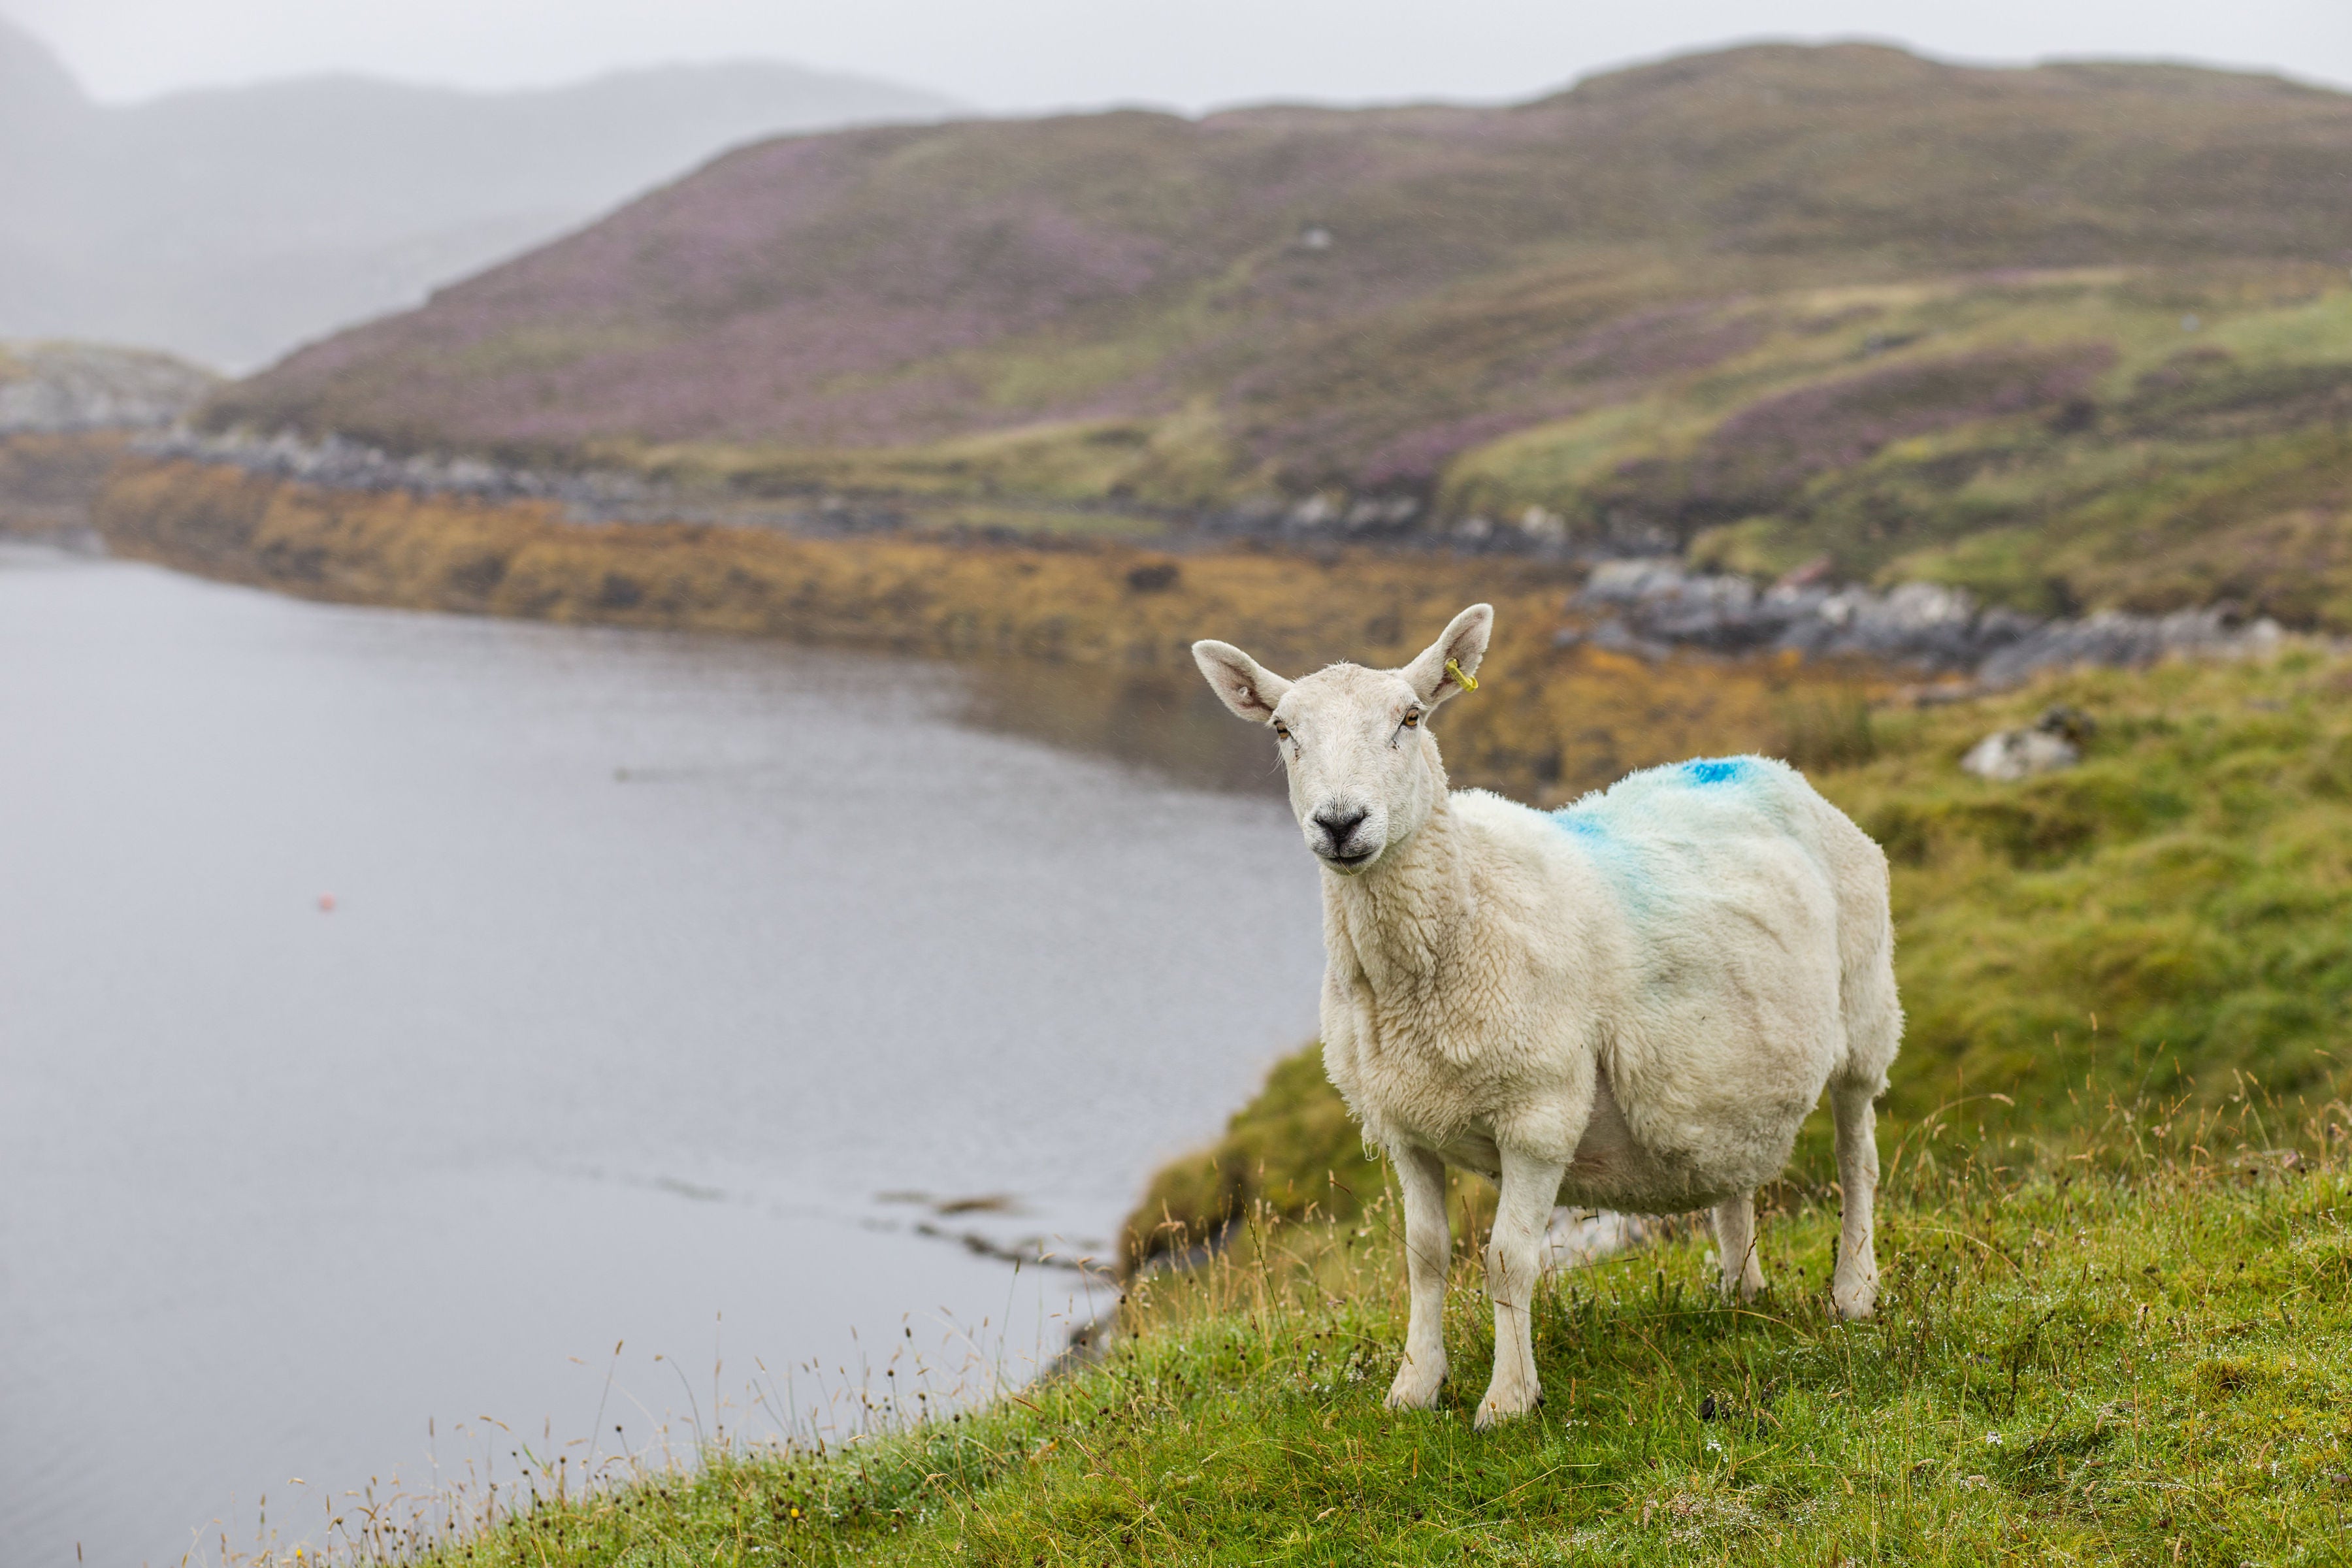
xmin=1833 ymin=652 xmax=2352 ymax=1123
xmin=397 ymin=1107 xmax=2352 ymax=1566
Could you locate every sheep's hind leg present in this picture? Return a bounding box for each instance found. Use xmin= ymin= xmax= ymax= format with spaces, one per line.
xmin=1710 ymin=1189 xmax=1766 ymax=1299
xmin=1829 ymin=1082 xmax=1882 ymax=1321
xmin=1477 ymin=1145 xmax=1569 ymax=1429
xmin=1384 ymin=1142 xmax=1451 ymax=1411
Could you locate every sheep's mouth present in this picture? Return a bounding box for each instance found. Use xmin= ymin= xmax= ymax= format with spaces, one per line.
xmin=1321 ymin=845 xmax=1377 ymax=870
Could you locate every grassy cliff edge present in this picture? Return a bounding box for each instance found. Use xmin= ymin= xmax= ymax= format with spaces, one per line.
xmin=394 ymin=1122 xmax=2350 ymax=1565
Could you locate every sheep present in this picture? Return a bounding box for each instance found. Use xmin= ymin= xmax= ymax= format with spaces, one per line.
xmin=1192 ymin=603 xmax=1901 ymax=1428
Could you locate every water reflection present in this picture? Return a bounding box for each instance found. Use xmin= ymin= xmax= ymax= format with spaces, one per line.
xmin=951 ymin=658 xmax=1286 ymax=798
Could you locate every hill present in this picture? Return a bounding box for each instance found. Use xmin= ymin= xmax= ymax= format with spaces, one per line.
xmin=204 ymin=44 xmax=2352 ymax=627
xmin=0 ymin=15 xmax=956 ymax=368
xmin=0 ymin=340 xmax=217 ymax=433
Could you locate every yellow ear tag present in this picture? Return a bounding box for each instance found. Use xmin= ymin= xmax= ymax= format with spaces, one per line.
xmin=1445 ymin=657 xmax=1478 ymax=692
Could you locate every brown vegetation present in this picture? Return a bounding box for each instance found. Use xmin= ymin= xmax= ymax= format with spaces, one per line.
xmin=92 ymin=457 xmax=1887 ymax=802
xmin=0 ymin=431 xmax=127 ymax=538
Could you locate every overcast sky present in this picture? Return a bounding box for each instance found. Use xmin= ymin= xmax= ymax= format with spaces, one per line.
xmin=8 ymin=0 xmax=2350 ymax=110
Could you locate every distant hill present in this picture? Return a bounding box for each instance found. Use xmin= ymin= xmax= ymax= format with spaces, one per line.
xmin=206 ymin=44 xmax=2352 ymax=627
xmin=0 ymin=340 xmax=218 ymax=433
xmin=0 ymin=15 xmax=958 ymax=368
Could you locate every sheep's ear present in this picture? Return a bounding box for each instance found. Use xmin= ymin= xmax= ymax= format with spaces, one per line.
xmin=1403 ymin=603 xmax=1494 ymax=706
xmin=1192 ymin=639 xmax=1293 ymax=723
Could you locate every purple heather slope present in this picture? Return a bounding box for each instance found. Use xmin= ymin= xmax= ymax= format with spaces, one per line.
xmin=207 ymin=43 xmax=2352 ymax=472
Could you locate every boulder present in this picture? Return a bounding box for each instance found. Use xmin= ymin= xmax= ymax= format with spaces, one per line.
xmin=1960 ymin=728 xmax=2079 ymax=781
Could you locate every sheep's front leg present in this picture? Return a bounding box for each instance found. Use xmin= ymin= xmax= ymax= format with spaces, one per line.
xmin=1711 ymin=1189 xmax=1767 ymax=1299
xmin=1830 ymin=1083 xmax=1882 ymax=1321
xmin=1385 ymin=1141 xmax=1451 ymax=1410
xmin=1478 ymin=1145 xmax=1567 ymax=1429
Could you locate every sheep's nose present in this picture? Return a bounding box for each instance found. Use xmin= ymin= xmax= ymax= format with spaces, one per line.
xmin=1313 ymin=806 xmax=1367 ymax=847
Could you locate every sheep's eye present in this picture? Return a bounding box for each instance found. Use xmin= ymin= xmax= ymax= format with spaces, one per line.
xmin=1401 ymin=710 xmax=1421 ymax=728
xmin=1273 ymin=722 xmax=1292 ymax=742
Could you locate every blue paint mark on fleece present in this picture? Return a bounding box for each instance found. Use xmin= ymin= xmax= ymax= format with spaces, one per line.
xmin=1682 ymin=757 xmax=1749 ymax=785
xmin=1546 ymin=802 xmax=1651 ymax=911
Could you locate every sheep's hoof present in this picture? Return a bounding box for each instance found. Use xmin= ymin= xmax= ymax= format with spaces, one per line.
xmin=1384 ymin=1364 xmax=1446 ymax=1411
xmin=1830 ymin=1275 xmax=1878 ymax=1322
xmin=1473 ymin=1385 xmax=1539 ymax=1429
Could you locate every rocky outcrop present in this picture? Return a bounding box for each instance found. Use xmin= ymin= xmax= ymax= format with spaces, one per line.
xmin=1563 ymin=559 xmax=2285 ymax=685
xmin=135 ymin=427 xmax=649 ymax=511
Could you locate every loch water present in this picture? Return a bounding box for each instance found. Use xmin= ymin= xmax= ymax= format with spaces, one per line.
xmin=0 ymin=547 xmax=1324 ymax=1563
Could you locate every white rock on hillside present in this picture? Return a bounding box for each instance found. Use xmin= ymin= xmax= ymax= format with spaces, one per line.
xmin=1960 ymin=728 xmax=2081 ymax=782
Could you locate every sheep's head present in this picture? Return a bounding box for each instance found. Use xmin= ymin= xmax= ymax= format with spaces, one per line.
xmin=1192 ymin=604 xmax=1492 ymax=875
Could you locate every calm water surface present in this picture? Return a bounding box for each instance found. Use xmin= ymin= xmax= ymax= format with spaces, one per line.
xmin=0 ymin=549 xmax=1323 ymax=1563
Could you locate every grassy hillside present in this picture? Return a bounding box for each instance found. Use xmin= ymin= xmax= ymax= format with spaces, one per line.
xmin=202 ymin=46 xmax=2352 ymax=625
xmin=1126 ymin=645 xmax=2352 ymax=1266
xmin=378 ymin=1129 xmax=2351 ymax=1565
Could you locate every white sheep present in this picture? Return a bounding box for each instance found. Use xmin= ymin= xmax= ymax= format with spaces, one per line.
xmin=1192 ymin=604 xmax=1901 ymax=1428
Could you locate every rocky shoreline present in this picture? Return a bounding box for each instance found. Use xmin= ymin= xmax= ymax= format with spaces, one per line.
xmin=1562 ymin=558 xmax=2289 ymax=688
xmin=133 ymin=427 xmax=1580 ymax=549
xmin=10 ymin=416 xmax=2311 ymax=702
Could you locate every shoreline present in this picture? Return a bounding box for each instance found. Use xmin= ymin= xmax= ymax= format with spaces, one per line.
xmin=71 ymin=451 xmax=1884 ymax=803
xmin=2 ymin=438 xmax=2317 ymax=803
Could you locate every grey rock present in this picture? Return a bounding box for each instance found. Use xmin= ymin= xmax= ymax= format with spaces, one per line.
xmin=1978 ymin=608 xmax=2281 ymax=687
xmin=1961 ymin=728 xmax=2080 ymax=781
xmin=137 ymin=426 xmax=654 ymax=514
xmin=1569 ymin=557 xmax=2283 ymax=682
xmin=1582 ymin=617 xmax=1671 ymax=662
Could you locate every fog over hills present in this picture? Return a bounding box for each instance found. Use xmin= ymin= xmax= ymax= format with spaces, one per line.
xmin=0 ymin=14 xmax=958 ymax=368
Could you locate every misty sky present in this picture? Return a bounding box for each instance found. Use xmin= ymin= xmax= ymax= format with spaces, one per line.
xmin=8 ymin=0 xmax=2351 ymax=110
